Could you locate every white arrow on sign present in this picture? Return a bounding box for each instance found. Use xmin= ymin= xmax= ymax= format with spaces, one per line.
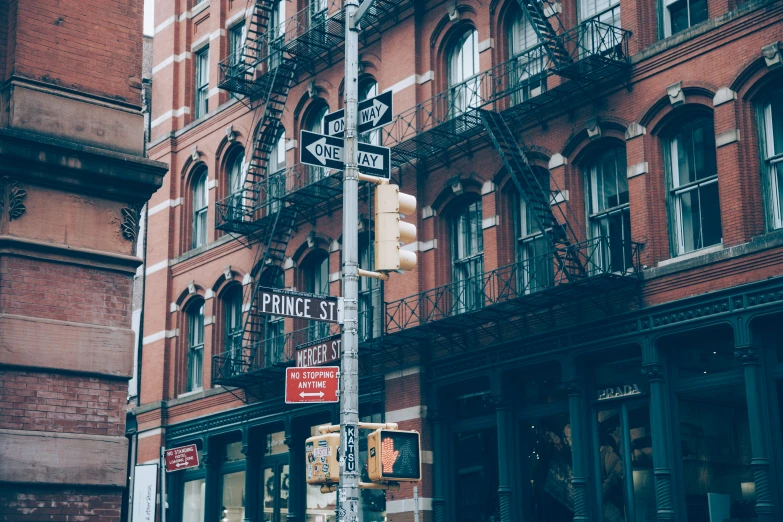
xmin=305 ymin=137 xmax=343 ymax=166
xmin=300 ymin=391 xmax=325 ymax=398
xmin=364 ymin=98 xmax=388 ymax=127
xmin=176 ymin=462 xmax=187 ymax=468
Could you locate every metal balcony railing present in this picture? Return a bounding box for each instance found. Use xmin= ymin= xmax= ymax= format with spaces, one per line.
xmin=384 ymin=237 xmax=642 ymax=334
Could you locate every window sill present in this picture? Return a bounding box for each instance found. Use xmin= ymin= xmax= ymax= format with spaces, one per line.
xmin=658 ymin=243 xmax=724 ymax=267
xmin=178 ymin=388 xmax=203 ymax=399
xmin=191 ymin=0 xmax=210 ymax=18
xmin=173 ymin=233 xmax=236 ymax=266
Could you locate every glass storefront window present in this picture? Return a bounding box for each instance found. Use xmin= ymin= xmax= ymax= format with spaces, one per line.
xmin=524 ymin=413 xmax=574 ymax=521
xmin=182 ymin=478 xmax=206 ymax=522
xmin=520 ymin=365 xmax=566 ymax=405
xmin=220 ymin=471 xmax=245 ymax=522
xmin=306 ymin=425 xmax=336 ymax=522
xmin=595 ymin=405 xmax=655 ymax=522
xmin=454 ymin=428 xmax=499 ymax=522
xmin=678 ymin=385 xmax=756 ymax=521
xmin=266 ymin=431 xmax=289 ymax=456
xmin=220 ymin=441 xmax=246 ymax=522
xmin=455 ymin=390 xmax=493 ymax=419
xmin=674 ymin=330 xmax=736 ymax=378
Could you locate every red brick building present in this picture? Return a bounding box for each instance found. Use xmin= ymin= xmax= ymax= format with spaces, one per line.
xmin=0 ymin=0 xmax=166 ymax=521
xmin=139 ymin=0 xmax=783 ymax=521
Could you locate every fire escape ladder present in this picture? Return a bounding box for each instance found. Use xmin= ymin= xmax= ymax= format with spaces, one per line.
xmin=242 ymin=60 xmax=298 ymax=206
xmin=515 ymin=0 xmax=572 ymax=70
xmin=479 ymin=109 xmax=586 ymax=279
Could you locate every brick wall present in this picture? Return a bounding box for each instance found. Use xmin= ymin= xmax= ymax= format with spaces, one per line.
xmin=0 ymin=256 xmax=132 ymax=328
xmin=5 ymin=0 xmax=145 ymax=103
xmin=0 ymin=371 xmax=126 ymax=437
xmin=0 ymin=487 xmax=123 ymax=522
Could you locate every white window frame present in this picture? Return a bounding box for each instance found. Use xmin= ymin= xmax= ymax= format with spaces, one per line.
xmin=662 ymin=0 xmax=708 ymax=37
xmin=452 ymin=200 xmax=484 ymax=313
xmin=448 ymin=29 xmax=481 ymax=118
xmin=194 ymin=46 xmax=210 ymax=119
xmin=516 ymin=169 xmax=553 ymax=293
xmin=760 ymin=93 xmax=783 ymax=229
xmin=586 ymin=147 xmax=632 ymax=273
xmin=192 ymin=170 xmax=208 ymax=249
xmin=509 ymin=12 xmax=545 ymax=105
xmin=668 ymin=119 xmax=721 ymax=255
xmin=187 ymin=303 xmax=205 ymax=392
xmin=268 ymin=131 xmax=286 ymax=214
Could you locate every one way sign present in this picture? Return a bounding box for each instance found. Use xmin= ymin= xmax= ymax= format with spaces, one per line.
xmin=323 ymin=91 xmax=393 ymax=137
xmin=300 ymin=130 xmax=390 ymax=178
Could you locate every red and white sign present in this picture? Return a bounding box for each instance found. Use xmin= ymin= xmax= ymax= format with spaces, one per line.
xmin=164 ymin=444 xmax=199 ymax=472
xmin=285 ymin=366 xmax=339 ymax=404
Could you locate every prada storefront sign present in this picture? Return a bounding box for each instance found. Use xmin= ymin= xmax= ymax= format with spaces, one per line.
xmin=597 ymin=383 xmax=642 ymax=401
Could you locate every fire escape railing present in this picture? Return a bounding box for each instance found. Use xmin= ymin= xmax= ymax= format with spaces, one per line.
xmin=385 ymin=237 xmax=642 ymax=334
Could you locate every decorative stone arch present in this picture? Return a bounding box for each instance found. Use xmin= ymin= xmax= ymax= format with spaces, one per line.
xmin=430 ymin=6 xmax=480 ymax=94
xmin=638 ymin=84 xmax=716 ymax=134
xmin=293 ymin=84 xmax=333 ymax=136
xmin=212 ymin=265 xmax=247 ymax=296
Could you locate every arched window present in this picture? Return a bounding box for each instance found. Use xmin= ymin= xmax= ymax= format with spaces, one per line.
xmin=452 ymin=200 xmax=484 ymax=312
xmin=305 ymin=103 xmax=330 ymax=182
xmin=359 ymin=79 xmax=380 ymax=145
xmin=759 ymin=88 xmax=783 ymax=229
xmin=267 ymin=131 xmax=286 ymax=214
xmin=666 ymin=116 xmax=721 ymax=255
xmin=509 ymin=11 xmax=544 ymax=105
xmin=187 ymin=301 xmax=205 ymax=392
xmin=227 ymin=150 xmax=245 ymax=218
xmin=448 ymin=28 xmax=480 ymax=117
xmin=586 ymin=146 xmax=632 ymax=271
xmin=304 ymin=251 xmax=330 ymax=341
xmin=224 ymin=287 xmax=243 ymax=371
xmin=516 ymin=167 xmax=554 ymax=292
xmin=192 ymin=167 xmax=209 ymax=249
xmin=261 ymin=268 xmax=285 ymax=365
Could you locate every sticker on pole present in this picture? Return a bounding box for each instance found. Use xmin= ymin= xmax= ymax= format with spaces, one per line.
xmin=164 ymin=444 xmax=199 ymax=472
xmin=285 ymin=366 xmax=339 ymax=403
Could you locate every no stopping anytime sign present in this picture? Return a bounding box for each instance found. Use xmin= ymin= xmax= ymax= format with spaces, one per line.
xmin=285 ymin=367 xmax=339 ymax=404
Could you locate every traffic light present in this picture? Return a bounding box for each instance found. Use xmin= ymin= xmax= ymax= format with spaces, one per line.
xmin=367 ymin=429 xmax=421 ymax=482
xmin=305 ymin=433 xmax=340 ymax=485
xmin=374 ymin=184 xmax=417 ymax=273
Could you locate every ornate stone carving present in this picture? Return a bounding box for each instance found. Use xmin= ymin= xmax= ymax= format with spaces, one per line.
xmin=734 ymin=345 xmax=760 ymax=364
xmin=641 ymin=363 xmax=664 ymax=381
xmin=4 ymin=177 xmax=27 ymax=221
xmin=120 ymin=202 xmax=143 ymax=242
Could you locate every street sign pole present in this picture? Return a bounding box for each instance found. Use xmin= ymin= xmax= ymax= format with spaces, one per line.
xmin=340 ymin=0 xmax=364 ymax=519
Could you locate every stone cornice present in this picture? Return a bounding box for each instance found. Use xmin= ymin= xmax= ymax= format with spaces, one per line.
xmin=0 ymin=235 xmax=142 ymax=274
xmin=0 ymin=128 xmax=166 ymax=202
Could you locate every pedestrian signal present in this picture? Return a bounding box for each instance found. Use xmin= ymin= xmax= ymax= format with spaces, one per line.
xmin=367 ymin=429 xmax=421 ymax=482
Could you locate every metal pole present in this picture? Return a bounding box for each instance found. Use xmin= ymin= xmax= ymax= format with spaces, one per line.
xmin=160 ymin=447 xmax=166 ymax=522
xmin=414 ymin=486 xmax=420 ymax=522
xmin=340 ymin=0 xmax=361 ymax=520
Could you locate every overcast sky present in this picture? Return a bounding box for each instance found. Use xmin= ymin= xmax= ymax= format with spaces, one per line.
xmin=144 ymin=0 xmax=154 ymax=36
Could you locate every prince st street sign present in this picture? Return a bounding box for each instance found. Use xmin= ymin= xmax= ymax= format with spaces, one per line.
xmin=300 ymin=130 xmax=390 ymax=178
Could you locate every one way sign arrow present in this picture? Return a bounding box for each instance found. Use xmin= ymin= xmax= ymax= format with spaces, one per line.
xmin=300 ymin=130 xmax=391 ymax=178
xmin=324 ymin=90 xmax=393 ymax=137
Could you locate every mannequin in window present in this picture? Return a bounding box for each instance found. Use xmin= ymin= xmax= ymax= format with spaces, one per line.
xmin=536 ymin=422 xmax=575 ymax=519
xmin=599 ymin=413 xmax=625 ymax=522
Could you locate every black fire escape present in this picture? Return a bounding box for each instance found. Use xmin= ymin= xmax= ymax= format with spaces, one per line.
xmin=212 ymin=0 xmax=412 ymax=400
xmin=211 ymin=0 xmax=642 ymax=399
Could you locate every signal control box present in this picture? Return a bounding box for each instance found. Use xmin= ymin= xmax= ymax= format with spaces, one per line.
xmin=305 ymin=433 xmax=340 ymax=485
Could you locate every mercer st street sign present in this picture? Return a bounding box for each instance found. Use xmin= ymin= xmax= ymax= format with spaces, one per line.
xmin=296 ymin=334 xmax=341 ymax=367
xmin=323 ymin=91 xmax=393 ymax=137
xmin=165 ymin=444 xmax=199 ymax=472
xmin=300 ymin=130 xmax=391 ymax=178
xmin=285 ymin=366 xmax=340 ymax=403
xmin=257 ymin=287 xmax=340 ymax=323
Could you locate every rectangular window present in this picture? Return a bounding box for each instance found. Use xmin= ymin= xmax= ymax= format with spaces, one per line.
xmin=228 ymin=22 xmax=245 ymax=68
xmin=182 ymin=478 xmax=206 ymax=522
xmin=452 ymin=201 xmax=484 ymax=313
xmin=664 ymin=0 xmax=708 ymax=37
xmin=188 ymin=304 xmax=205 ymax=391
xmin=579 ymin=0 xmax=622 ymax=57
xmin=588 ymin=147 xmax=633 ymax=273
xmin=761 ymin=94 xmax=783 ymax=228
xmin=195 ymin=47 xmax=210 ymax=119
xmin=669 ymin=118 xmax=722 ymax=255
